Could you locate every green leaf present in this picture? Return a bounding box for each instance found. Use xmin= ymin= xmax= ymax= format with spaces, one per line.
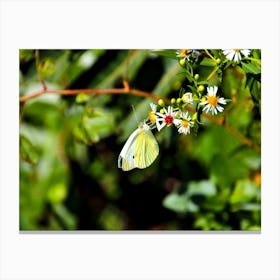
xmin=197 ymin=66 xmax=216 ymax=85
xmin=163 ymin=192 xmax=199 ymax=214
xmin=200 ymin=57 xmax=217 ymax=67
xmin=250 ymin=79 xmax=261 ymax=103
xmin=234 ymin=147 xmax=261 ymax=169
xmin=52 ymin=204 xmax=77 ymax=230
xmin=150 ymin=49 xmax=178 ymax=59
xmin=76 ymin=50 xmax=104 ymax=69
xmin=187 ymin=180 xmax=217 ymax=196
xmin=21 ymin=95 xmax=65 ymax=130
xmin=210 ymin=153 xmax=250 ymax=188
xmin=211 ymin=49 xmax=223 ymax=59
xmin=72 ymin=122 xmax=91 ymax=144
xmin=73 ymin=108 xmax=115 ymax=144
xmin=202 ymin=196 xmax=227 ymax=212
xmin=241 ymin=62 xmax=261 ymax=74
xmin=252 ymin=49 xmax=261 ymax=59
xmin=221 ymin=66 xmax=246 ymax=99
xmin=230 ymin=179 xmax=260 ymax=204
xmin=245 ymin=73 xmax=261 ymax=106
xmin=207 ymin=70 xmax=220 ymax=86
xmin=192 ymin=124 xmax=240 ymax=166
xmin=83 ymin=109 xmax=114 ymax=139
xmin=38 ymin=59 xmax=56 ymax=77
xmin=232 ymin=202 xmax=261 ymax=211
xmin=20 ymin=134 xmax=39 ymax=164
xmin=75 ymin=93 xmax=90 ymax=104
xmin=20 ymin=49 xmax=35 ymax=62
xmin=194 ymin=213 xmax=228 ymax=230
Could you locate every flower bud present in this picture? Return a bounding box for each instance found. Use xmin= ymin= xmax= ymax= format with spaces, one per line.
xmin=191 ymin=112 xmax=198 ymax=121
xmin=182 ymin=92 xmax=193 ymax=104
xmin=160 ymin=108 xmax=165 ymax=114
xmin=194 ymin=74 xmax=199 ymax=80
xmin=198 ymin=85 xmax=205 ymax=92
xmin=176 ymin=98 xmax=181 ymax=104
xmin=158 ymin=99 xmax=165 ymax=107
xmin=179 ymin=59 xmax=185 ymax=67
xmin=171 ymin=98 xmax=176 ymax=104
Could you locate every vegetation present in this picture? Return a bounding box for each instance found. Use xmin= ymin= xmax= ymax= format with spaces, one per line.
xmin=19 ymin=49 xmax=261 ymax=230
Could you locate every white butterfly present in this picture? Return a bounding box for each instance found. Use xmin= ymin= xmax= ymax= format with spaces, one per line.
xmin=118 ymin=122 xmax=159 ymax=171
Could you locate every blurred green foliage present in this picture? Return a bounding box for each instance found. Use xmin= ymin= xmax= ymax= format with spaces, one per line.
xmin=19 ymin=49 xmax=261 ymax=230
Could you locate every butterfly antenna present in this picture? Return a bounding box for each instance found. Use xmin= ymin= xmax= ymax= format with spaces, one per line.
xmin=131 ymin=105 xmax=139 ymax=124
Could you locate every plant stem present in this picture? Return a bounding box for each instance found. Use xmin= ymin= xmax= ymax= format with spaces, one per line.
xmin=19 ymin=87 xmax=169 ymax=103
xmin=243 ymin=56 xmax=261 ymax=66
xmin=204 ymin=49 xmax=215 ymax=60
xmin=35 ymin=50 xmax=47 ymax=90
xmin=20 ymin=86 xmax=260 ymax=152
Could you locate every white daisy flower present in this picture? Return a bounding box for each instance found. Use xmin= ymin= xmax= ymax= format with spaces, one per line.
xmin=176 ymin=49 xmax=192 ymax=61
xmin=222 ymin=49 xmax=251 ymax=63
xmin=182 ymin=92 xmax=193 ymax=104
xmin=156 ymin=106 xmax=179 ymax=131
xmin=176 ymin=49 xmax=201 ymax=61
xmin=200 ymin=86 xmax=227 ymax=115
xmin=176 ymin=112 xmax=194 ymax=135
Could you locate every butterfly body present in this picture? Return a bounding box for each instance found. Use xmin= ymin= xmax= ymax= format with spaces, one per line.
xmin=118 ymin=122 xmax=159 ymax=171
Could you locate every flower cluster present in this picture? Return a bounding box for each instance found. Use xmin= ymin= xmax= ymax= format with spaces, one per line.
xmin=143 ymin=49 xmax=255 ymax=136
xmin=176 ymin=49 xmax=201 ymax=66
xmin=146 ymin=85 xmax=227 ymax=136
xmin=148 ymin=103 xmax=194 ymax=135
xmin=177 ymin=48 xmax=251 ymax=64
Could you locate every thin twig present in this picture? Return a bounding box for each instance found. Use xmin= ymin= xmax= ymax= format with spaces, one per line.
xmin=19 ymin=86 xmax=259 ymax=151
xmin=223 ymin=123 xmax=260 ymax=152
xmin=125 ymin=50 xmax=133 ymax=83
xmin=19 ymin=87 xmax=167 ymax=103
xmin=184 ymin=104 xmax=260 ymax=152
xmin=35 ymin=50 xmax=47 ymax=91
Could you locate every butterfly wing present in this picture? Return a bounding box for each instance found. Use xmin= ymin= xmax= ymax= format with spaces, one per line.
xmin=134 ymin=129 xmax=159 ymax=169
xmin=118 ymin=128 xmax=139 ymax=171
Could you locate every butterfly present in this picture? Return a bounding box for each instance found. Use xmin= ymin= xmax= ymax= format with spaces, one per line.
xmin=118 ymin=121 xmax=159 ymax=171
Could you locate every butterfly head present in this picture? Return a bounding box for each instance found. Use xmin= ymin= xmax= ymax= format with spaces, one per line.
xmin=139 ymin=121 xmax=151 ymax=131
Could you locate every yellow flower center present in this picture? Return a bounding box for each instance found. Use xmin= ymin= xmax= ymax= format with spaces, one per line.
xmin=207 ymin=95 xmax=218 ymax=106
xmin=180 ymin=49 xmax=189 ymax=57
xmin=149 ymin=111 xmax=156 ymax=123
xmin=233 ymin=49 xmax=241 ymax=52
xmin=181 ymin=120 xmax=189 ymax=128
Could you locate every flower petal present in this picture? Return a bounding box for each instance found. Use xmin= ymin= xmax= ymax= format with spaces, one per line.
xmin=173 ymin=119 xmax=181 ymax=126
xmin=216 ymin=104 xmax=224 ymax=112
xmin=241 ymin=49 xmax=250 ymax=56
xmin=156 ymin=120 xmax=166 ymax=131
xmin=218 ymin=97 xmax=227 ymax=105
